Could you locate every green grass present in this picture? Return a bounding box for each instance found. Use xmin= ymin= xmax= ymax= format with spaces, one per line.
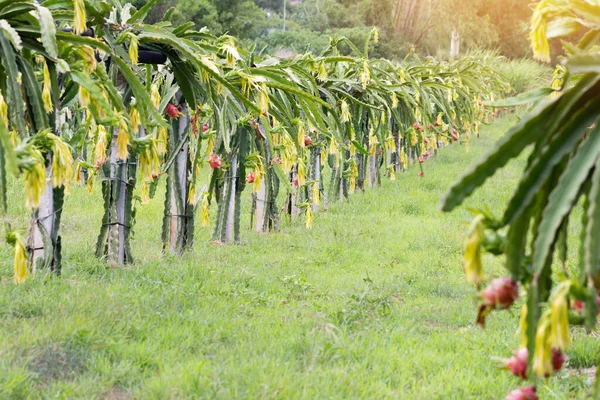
xmin=0 ymin=117 xmax=596 ymax=399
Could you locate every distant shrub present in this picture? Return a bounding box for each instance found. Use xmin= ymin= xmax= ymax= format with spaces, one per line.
xmin=254 ymin=26 xmax=408 ymax=59
xmin=498 ymin=58 xmax=552 ymax=94
xmin=465 ymin=49 xmax=551 ymax=94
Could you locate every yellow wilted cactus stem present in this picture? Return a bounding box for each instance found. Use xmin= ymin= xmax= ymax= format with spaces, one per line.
xmin=74 ymin=161 xmax=82 ymax=185
xmin=94 ymin=126 xmax=108 ymax=165
xmin=221 ymin=41 xmax=241 ymax=68
xmin=206 ymin=132 xmax=215 ymax=157
xmin=361 ymin=61 xmax=370 ymax=90
xmin=253 ymin=157 xmax=264 ymax=193
xmin=87 ymin=169 xmax=96 ymax=194
xmin=312 ymin=182 xmax=320 ymax=205
xmin=340 ymin=100 xmax=351 ymax=122
xmin=0 ymin=92 xmax=8 ymax=126
xmin=317 ymin=62 xmax=327 ymax=81
xmin=431 ymin=135 xmax=438 ymax=150
xmin=549 ymin=281 xmax=571 ymax=350
xmin=530 ymin=7 xmax=550 ymax=62
xmin=80 ymin=45 xmax=97 ymax=71
xmin=371 ymin=27 xmax=379 ymax=43
xmin=24 ymin=148 xmax=46 ymax=210
xmin=349 ymin=159 xmax=358 ymax=193
xmin=329 ymin=138 xmax=340 ymax=169
xmin=150 ymin=84 xmax=161 ymax=110
xmin=531 ymin=281 xmax=571 ymax=377
xmin=259 ymin=83 xmax=269 ymax=115
xmin=116 ymin=118 xmax=130 ymax=160
xmin=305 ymin=206 xmax=313 ymax=230
xmin=400 ymin=146 xmax=407 ymax=169
xmin=245 ymin=153 xmax=265 ymax=192
xmin=533 ymin=310 xmax=553 ymax=377
xmin=128 ymin=34 xmax=139 ymax=64
xmin=84 ymin=110 xmax=94 ymax=136
xmin=7 ymin=231 xmax=28 ymax=284
xmin=239 ymin=72 xmax=265 ymax=97
xmin=42 ymin=59 xmax=53 ymax=113
xmin=79 ymin=86 xmax=90 ymax=107
xmin=518 ymin=304 xmax=528 ymax=347
xmin=529 ymin=0 xmax=578 ymax=63
xmin=73 ymin=0 xmax=87 ymax=35
xmin=188 ymin=183 xmax=196 ymax=206
xmin=297 ymin=158 xmax=306 ymax=186
xmin=463 ymin=214 xmax=484 ymax=285
xmin=329 ymin=137 xmax=338 ymax=155
xmin=385 ymin=134 xmax=396 ymax=153
xmin=50 ymin=134 xmax=74 ymax=191
xmin=349 ymin=141 xmax=356 ymax=157
xmin=156 ymin=126 xmax=168 ymax=156
xmin=140 ymin=140 xmax=161 ymax=183
xmin=410 ymin=130 xmax=418 ymax=146
xmin=551 ymin=65 xmax=566 ymax=98
xmin=412 ymin=106 xmax=420 ymax=121
xmin=280 ymin=132 xmax=297 ymax=174
xmin=130 ymin=105 xmax=140 ymax=129
xmin=297 ymin=120 xmax=305 ymax=148
xmin=368 ymin=128 xmax=378 ymax=157
xmin=201 ymin=192 xmax=210 ymax=227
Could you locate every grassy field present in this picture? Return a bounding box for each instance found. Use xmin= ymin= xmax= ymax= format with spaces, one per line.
xmin=0 ymin=117 xmax=597 ymax=399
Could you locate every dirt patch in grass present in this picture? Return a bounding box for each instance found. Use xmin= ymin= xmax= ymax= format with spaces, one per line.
xmin=100 ymin=387 xmax=134 ymax=400
xmin=28 ymin=344 xmax=88 ymax=381
xmin=566 ymin=367 xmax=596 ymax=380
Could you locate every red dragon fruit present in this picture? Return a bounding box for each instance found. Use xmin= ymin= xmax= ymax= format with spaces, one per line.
xmin=477 ymin=277 xmax=519 ymax=326
xmin=482 ymin=277 xmax=519 ymax=310
xmin=503 ymin=348 xmax=528 ymax=379
xmin=551 ymin=348 xmax=566 ymax=372
xmin=505 ymin=386 xmax=537 ymax=400
xmin=209 ymin=153 xmax=222 ymax=169
xmin=166 ymin=104 xmax=180 ymax=119
xmin=451 ymin=128 xmax=459 ymax=141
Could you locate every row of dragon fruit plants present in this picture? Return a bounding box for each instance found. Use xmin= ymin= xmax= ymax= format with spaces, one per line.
xmin=0 ymin=0 xmax=505 ymax=283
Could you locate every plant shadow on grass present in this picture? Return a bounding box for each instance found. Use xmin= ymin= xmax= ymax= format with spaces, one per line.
xmin=28 ymin=344 xmax=89 ymax=382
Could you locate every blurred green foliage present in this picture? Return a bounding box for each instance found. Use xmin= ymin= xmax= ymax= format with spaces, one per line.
xmin=126 ymin=0 xmax=537 ymax=60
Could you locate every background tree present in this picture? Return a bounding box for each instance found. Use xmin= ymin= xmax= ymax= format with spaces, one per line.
xmin=124 ymin=0 xmax=537 ymax=59
xmin=479 ymin=0 xmax=530 ymax=58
